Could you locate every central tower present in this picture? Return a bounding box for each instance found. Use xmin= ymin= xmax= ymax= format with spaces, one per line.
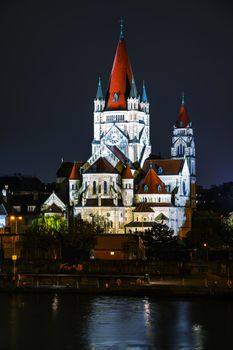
xmin=91 ymin=26 xmax=151 ymax=167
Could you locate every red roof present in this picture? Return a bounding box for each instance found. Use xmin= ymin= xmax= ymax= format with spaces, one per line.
xmin=143 ymin=159 xmax=184 ymax=175
xmin=122 ymin=164 xmax=133 ymax=179
xmin=85 ymin=157 xmax=118 ymax=174
xmin=133 ymin=203 xmax=154 ymax=212
xmin=105 ymin=38 xmax=134 ymax=110
xmin=176 ymin=104 xmax=190 ymax=128
xmin=69 ymin=162 xmax=82 ymax=180
xmin=138 ymin=168 xmax=166 ymax=194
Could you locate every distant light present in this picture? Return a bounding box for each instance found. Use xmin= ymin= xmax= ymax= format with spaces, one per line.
xmin=203 ymin=243 xmax=207 ymax=247
xmin=110 ymin=251 xmax=115 ymax=256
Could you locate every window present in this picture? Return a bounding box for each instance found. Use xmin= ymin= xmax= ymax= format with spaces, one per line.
xmin=28 ymin=206 xmax=36 ymax=212
xmin=158 ymin=166 xmax=163 ymax=174
xmin=13 ymin=206 xmax=21 ymax=213
xmin=93 ymin=181 xmax=96 ymax=195
xmin=178 ymin=144 xmax=184 ymax=156
xmin=114 ymin=93 xmax=119 ymax=102
xmin=157 ymin=185 xmax=161 ymax=192
xmin=104 ymin=181 xmax=107 ymax=195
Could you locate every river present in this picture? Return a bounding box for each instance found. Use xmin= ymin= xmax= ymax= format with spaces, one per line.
xmin=0 ymin=293 xmax=232 ymax=349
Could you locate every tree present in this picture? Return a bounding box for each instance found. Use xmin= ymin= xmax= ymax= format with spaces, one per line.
xmin=24 ymin=216 xmax=68 ymax=259
xmin=184 ymin=210 xmax=227 ymax=249
xmin=63 ymin=218 xmax=97 ymax=261
xmin=142 ymin=222 xmax=177 ymax=259
xmin=218 ymin=216 xmax=233 ymax=248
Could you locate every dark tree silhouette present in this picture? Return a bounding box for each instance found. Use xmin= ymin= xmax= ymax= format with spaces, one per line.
xmin=142 ymin=222 xmax=177 ymax=259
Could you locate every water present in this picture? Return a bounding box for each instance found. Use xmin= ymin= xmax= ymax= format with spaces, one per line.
xmin=0 ymin=293 xmax=232 ymax=350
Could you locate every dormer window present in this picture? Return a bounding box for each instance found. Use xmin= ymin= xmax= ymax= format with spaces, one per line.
xmin=144 ymin=185 xmax=148 ymax=192
xmin=158 ymin=166 xmax=163 ymax=174
xmin=157 ymin=185 xmax=161 ymax=192
xmin=113 ymin=93 xmax=119 ymax=102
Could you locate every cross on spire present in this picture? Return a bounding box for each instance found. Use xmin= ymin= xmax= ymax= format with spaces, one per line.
xmin=119 ymin=18 xmax=124 ymax=39
xmin=181 ymin=91 xmax=185 ymax=105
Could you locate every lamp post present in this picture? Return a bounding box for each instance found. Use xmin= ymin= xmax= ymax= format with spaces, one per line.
xmin=10 ymin=216 xmax=22 ymax=280
xmin=203 ymin=242 xmax=208 ymax=261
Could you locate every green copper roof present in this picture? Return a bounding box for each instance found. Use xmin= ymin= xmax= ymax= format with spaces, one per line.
xmin=142 ymin=80 xmax=148 ymax=103
xmin=96 ymin=77 xmax=104 ymax=100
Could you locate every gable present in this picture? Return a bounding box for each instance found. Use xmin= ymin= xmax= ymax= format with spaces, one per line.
xmin=102 ymin=125 xmax=127 ymax=146
xmin=42 ymin=192 xmax=66 ymax=211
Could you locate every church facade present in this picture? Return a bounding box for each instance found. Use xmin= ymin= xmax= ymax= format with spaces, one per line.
xmin=60 ymin=27 xmax=196 ymax=238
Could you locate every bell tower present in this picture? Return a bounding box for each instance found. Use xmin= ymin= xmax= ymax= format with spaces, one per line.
xmin=171 ymin=93 xmax=196 ymax=208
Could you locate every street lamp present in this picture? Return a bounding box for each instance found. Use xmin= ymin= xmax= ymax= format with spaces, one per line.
xmin=10 ymin=216 xmax=22 ymax=280
xmin=10 ymin=215 xmax=22 ymax=234
xmin=203 ymin=242 xmax=208 ymax=261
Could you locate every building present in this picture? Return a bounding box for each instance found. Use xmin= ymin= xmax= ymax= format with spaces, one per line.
xmin=56 ymin=25 xmax=196 ymax=238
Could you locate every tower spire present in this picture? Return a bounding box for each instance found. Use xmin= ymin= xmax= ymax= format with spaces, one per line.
xmin=96 ymin=77 xmax=104 ymax=100
xmin=142 ymin=80 xmax=148 ymax=103
xmin=105 ymin=22 xmax=133 ymax=110
xmin=176 ymin=93 xmax=190 ymax=128
xmin=129 ymin=77 xmax=137 ymax=98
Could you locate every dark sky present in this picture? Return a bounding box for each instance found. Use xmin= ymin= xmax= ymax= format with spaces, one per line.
xmin=0 ymin=0 xmax=232 ymax=188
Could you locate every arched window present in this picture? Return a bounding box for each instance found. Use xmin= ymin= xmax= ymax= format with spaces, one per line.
xmin=104 ymin=181 xmax=107 ymax=195
xmin=178 ymin=143 xmax=184 ymax=156
xmin=93 ymin=181 xmax=96 ymax=195
xmin=183 ymin=181 xmax=187 ymax=195
xmin=158 ymin=185 xmax=161 ymax=192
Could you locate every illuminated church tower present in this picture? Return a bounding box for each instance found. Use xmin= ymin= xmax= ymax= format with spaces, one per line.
xmin=88 ymin=24 xmax=151 ymax=169
xmin=171 ymin=93 xmax=196 ymax=209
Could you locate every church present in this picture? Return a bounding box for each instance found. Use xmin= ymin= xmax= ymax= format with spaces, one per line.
xmin=57 ymin=25 xmax=196 ymax=238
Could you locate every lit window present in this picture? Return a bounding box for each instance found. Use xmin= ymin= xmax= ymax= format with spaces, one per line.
xmin=28 ymin=206 xmax=36 ymax=212
xmin=13 ymin=206 xmax=21 ymax=213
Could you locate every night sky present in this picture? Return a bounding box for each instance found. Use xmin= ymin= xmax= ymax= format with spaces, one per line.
xmin=0 ymin=0 xmax=232 ymax=188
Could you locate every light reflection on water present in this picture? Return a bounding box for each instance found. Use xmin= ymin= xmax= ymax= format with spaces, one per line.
xmin=0 ymin=294 xmax=232 ymax=349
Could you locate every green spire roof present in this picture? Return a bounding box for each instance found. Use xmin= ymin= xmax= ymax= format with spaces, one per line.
xmin=96 ymin=77 xmax=104 ymax=100
xmin=129 ymin=78 xmax=137 ymax=98
xmin=142 ymin=80 xmax=148 ymax=103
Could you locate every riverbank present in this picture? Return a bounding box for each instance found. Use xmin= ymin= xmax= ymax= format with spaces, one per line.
xmin=1 ymin=273 xmax=233 ymax=298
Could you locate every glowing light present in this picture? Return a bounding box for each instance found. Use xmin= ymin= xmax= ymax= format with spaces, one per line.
xmin=110 ymin=251 xmax=115 ymax=256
